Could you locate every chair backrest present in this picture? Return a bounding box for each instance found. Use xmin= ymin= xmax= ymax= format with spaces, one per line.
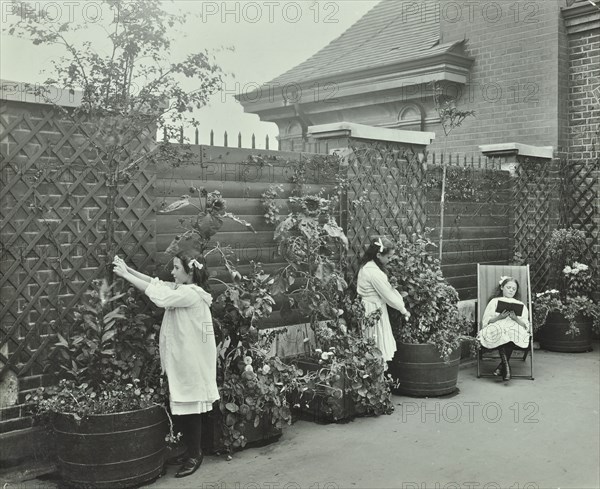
xmin=477 ymin=264 xmax=532 ymax=330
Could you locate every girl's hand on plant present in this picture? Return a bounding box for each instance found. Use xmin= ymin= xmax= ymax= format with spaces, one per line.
xmin=113 ymin=260 xmax=128 ymax=278
xmin=403 ymin=310 xmax=411 ymax=320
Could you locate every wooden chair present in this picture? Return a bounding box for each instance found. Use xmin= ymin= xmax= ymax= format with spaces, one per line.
xmin=476 ymin=264 xmax=534 ymax=380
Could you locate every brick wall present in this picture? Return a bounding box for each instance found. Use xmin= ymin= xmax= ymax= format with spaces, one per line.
xmin=430 ymin=0 xmax=563 ymax=154
xmin=564 ymin=1 xmax=600 ymax=271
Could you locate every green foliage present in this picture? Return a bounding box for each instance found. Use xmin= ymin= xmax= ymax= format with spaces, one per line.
xmin=533 ymin=261 xmax=600 ymax=336
xmin=546 ymin=228 xmax=588 ymax=290
xmin=261 ymin=185 xmax=284 ymax=225
xmin=211 ymin=262 xmax=303 ymax=453
xmin=423 ymin=167 xmax=509 ymax=203
xmin=300 ymin=316 xmax=394 ymax=417
xmin=385 ymin=231 xmax=471 ymax=360
xmin=533 ymin=227 xmax=599 ymax=336
xmin=218 ymin=350 xmax=304 ymax=451
xmin=28 ymin=280 xmax=167 ymax=418
xmin=272 ymin=193 xmax=348 ymax=326
xmin=161 ymin=189 xmax=255 ymax=255
xmin=5 ymin=0 xmax=226 ymax=262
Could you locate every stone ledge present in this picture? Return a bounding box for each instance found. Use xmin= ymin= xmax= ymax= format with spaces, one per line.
xmin=479 ymin=143 xmax=554 ymax=160
xmin=308 ymin=122 xmax=435 ymax=146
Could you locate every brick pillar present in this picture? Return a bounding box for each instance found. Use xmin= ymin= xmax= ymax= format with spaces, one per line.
xmin=479 ymin=143 xmax=556 ymax=290
xmin=307 ymin=122 xmax=435 ymax=273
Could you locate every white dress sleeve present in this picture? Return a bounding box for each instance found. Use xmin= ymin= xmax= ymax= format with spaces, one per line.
xmin=369 ymin=268 xmax=408 ymax=314
xmin=481 ymin=298 xmax=498 ymax=327
xmin=145 ymin=278 xmax=199 ymax=308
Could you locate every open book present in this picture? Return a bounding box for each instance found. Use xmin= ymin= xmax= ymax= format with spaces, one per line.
xmin=495 ymin=300 xmax=524 ymax=316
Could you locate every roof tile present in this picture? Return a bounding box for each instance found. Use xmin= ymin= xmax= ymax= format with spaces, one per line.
xmin=269 ymin=0 xmax=444 ymax=86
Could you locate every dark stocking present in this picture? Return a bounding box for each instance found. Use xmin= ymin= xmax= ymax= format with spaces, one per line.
xmin=182 ymin=414 xmax=203 ymax=459
xmin=504 ymin=342 xmax=515 ymax=362
xmin=498 ymin=346 xmax=511 ymax=381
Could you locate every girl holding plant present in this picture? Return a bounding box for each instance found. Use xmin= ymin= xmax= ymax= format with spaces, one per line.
xmin=113 ymin=251 xmax=218 ymax=478
xmin=478 ymin=276 xmax=530 ymax=381
xmin=356 ymin=237 xmax=410 ymax=363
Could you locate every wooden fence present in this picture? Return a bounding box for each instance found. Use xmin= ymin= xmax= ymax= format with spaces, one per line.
xmin=3 ymin=97 xmax=592 ymax=442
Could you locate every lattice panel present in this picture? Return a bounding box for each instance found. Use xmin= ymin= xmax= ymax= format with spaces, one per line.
xmin=0 ymin=104 xmax=157 ymax=380
xmin=560 ymin=158 xmax=598 ymax=270
xmin=345 ymin=140 xmax=427 ymax=274
xmin=512 ymin=157 xmax=557 ymax=291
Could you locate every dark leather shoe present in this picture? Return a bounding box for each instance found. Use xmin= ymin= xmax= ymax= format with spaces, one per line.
xmin=175 ymin=455 xmax=203 ymax=478
xmin=166 ymin=453 xmax=188 ymax=466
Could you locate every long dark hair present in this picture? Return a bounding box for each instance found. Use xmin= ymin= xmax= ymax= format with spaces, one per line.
xmin=357 ymin=236 xmax=395 ymax=273
xmin=176 ymin=250 xmax=210 ymax=292
xmin=490 ymin=276 xmax=521 ymax=302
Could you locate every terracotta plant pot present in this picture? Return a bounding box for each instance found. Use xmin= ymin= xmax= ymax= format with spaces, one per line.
xmin=389 ymin=342 xmax=460 ymax=397
xmin=53 ymin=404 xmax=168 ymax=489
xmin=537 ymin=312 xmax=593 ymax=353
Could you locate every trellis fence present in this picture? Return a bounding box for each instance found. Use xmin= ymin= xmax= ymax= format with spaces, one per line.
xmin=560 ymin=157 xmax=599 ymax=271
xmin=1 ymin=99 xmax=596 ymax=448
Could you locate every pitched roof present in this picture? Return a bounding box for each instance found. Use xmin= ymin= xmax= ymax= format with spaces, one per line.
xmin=269 ymin=0 xmax=447 ymax=86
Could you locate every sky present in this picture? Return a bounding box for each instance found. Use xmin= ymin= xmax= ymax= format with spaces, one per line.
xmin=0 ymin=0 xmax=379 ymax=148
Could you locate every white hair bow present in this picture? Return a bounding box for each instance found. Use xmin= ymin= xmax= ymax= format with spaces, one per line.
xmin=499 ymin=275 xmax=510 ymax=285
xmin=189 ymin=259 xmax=204 ymax=270
xmin=374 ymin=238 xmax=384 ymax=253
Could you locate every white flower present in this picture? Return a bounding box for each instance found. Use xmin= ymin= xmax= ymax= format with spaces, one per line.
xmin=244 ymin=365 xmax=254 ymax=372
xmin=244 ymin=356 xmax=253 ymax=365
xmin=321 ymin=352 xmax=330 ymax=360
xmin=337 ymin=309 xmax=344 ymax=317
xmin=315 ymin=348 xmax=322 ymax=354
xmin=563 ymin=266 xmax=572 ymax=274
xmin=262 ymin=365 xmax=270 ymax=374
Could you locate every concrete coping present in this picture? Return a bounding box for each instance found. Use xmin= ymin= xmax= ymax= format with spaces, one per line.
xmin=308 ymin=122 xmax=436 ymax=146
xmin=479 ymin=143 xmax=554 ymax=159
xmin=1 ymin=79 xmax=82 ymax=107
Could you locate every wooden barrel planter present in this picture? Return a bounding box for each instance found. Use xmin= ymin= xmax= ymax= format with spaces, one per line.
xmin=389 ymin=343 xmax=460 ymax=397
xmin=288 ymin=358 xmax=355 ymax=423
xmin=537 ymin=312 xmax=593 ymax=353
xmin=53 ymin=404 xmax=168 ymax=489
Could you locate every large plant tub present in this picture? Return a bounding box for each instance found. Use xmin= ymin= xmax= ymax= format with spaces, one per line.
xmin=288 ymin=358 xmax=355 ymax=423
xmin=538 ymin=312 xmax=593 ymax=353
xmin=202 ymin=408 xmax=283 ymax=454
xmin=53 ymin=404 xmax=168 ymax=489
xmin=389 ymin=343 xmax=460 ymax=397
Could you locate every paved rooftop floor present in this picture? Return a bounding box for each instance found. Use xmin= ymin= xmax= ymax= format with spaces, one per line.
xmin=23 ymin=343 xmax=600 ymax=489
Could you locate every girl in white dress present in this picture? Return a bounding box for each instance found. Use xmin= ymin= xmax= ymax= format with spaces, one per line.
xmin=113 ymin=251 xmax=218 ymax=478
xmin=356 ymin=237 xmax=410 ymax=362
xmin=477 ymin=276 xmax=530 ymax=381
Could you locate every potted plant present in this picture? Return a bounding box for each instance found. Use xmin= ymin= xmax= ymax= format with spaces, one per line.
xmin=533 ymin=228 xmax=599 ymax=352
xmin=28 ymin=280 xmax=172 ymax=489
xmin=289 ymin=308 xmax=394 ymax=423
xmin=385 ymin=231 xmax=472 ymax=397
xmin=210 ymin=262 xmax=305 ymax=454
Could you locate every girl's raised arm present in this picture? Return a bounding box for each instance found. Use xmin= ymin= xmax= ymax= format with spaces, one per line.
xmin=113 ymin=259 xmax=150 ymax=293
xmin=114 ymin=256 xmax=152 ymax=283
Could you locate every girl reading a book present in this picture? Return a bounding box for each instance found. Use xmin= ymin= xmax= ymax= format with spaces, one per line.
xmin=477 ymin=276 xmax=530 ymax=381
